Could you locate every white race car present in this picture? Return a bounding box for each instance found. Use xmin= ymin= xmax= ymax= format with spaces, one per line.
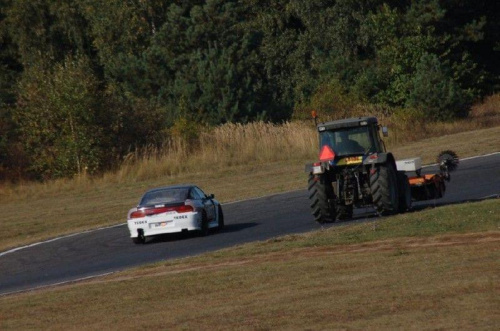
xmin=127 ymin=184 xmax=224 ymax=244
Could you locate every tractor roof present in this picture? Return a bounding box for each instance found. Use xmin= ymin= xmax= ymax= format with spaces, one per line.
xmin=317 ymin=117 xmax=378 ymax=131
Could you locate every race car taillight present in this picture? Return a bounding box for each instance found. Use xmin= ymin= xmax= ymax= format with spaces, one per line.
xmin=130 ymin=205 xmax=194 ymax=218
xmin=174 ymin=205 xmax=194 ymax=213
xmin=130 ymin=210 xmax=146 ymax=218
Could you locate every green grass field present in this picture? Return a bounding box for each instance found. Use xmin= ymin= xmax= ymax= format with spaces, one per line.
xmin=1 ymin=198 xmax=498 ymax=330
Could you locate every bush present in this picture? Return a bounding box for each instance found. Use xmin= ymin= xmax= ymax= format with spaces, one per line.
xmin=169 ymin=116 xmax=204 ymax=147
xmin=13 ymin=56 xmax=104 ymax=180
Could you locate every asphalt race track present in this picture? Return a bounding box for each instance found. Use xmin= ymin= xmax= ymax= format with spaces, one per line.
xmin=1 ymin=153 xmax=499 ymax=295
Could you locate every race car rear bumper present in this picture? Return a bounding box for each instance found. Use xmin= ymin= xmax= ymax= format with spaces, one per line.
xmin=127 ymin=212 xmax=200 ymax=238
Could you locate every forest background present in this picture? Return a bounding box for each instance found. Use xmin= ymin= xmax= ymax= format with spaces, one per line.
xmin=0 ymin=0 xmax=499 ymax=181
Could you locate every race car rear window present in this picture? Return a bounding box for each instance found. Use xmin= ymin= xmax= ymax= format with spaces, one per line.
xmin=140 ymin=188 xmax=189 ymax=206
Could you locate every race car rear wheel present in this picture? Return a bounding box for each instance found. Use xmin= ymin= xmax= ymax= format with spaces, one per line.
xmin=336 ymin=203 xmax=353 ymax=220
xmin=200 ymin=211 xmax=210 ymax=236
xmin=132 ymin=230 xmax=146 ymax=244
xmin=217 ymin=205 xmax=225 ymax=230
xmin=308 ymin=173 xmax=336 ymax=223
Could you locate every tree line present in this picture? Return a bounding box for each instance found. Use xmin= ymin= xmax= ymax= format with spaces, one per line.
xmin=0 ymin=0 xmax=498 ymax=181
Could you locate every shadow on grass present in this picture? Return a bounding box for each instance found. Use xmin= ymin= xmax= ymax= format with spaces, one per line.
xmin=144 ymin=222 xmax=260 ymax=245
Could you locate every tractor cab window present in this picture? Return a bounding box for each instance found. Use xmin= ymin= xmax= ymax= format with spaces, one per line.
xmin=320 ymin=126 xmax=376 ymax=156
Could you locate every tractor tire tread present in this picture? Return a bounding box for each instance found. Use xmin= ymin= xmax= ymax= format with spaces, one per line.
xmin=308 ymin=173 xmax=336 ymax=223
xmin=370 ymin=164 xmax=399 ymax=215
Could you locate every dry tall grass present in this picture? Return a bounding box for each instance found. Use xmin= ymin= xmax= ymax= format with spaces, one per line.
xmin=1 ymin=94 xmax=499 ymax=201
xmin=115 ymin=121 xmax=319 ymax=182
xmin=117 ymin=93 xmax=500 ymax=182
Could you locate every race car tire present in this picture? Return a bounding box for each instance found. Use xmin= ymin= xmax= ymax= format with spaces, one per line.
xmin=200 ymin=211 xmax=210 ymax=236
xmin=217 ymin=205 xmax=225 ymax=230
xmin=132 ymin=230 xmax=146 ymax=244
xmin=308 ymin=173 xmax=336 ymax=223
xmin=370 ymin=163 xmax=400 ymax=215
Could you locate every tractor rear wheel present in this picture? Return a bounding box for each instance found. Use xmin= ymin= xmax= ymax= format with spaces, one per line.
xmin=370 ymin=164 xmax=400 ymax=215
xmin=308 ymin=173 xmax=336 ymax=223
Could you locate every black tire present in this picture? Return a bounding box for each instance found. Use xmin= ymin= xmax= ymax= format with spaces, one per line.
xmin=217 ymin=205 xmax=224 ymax=230
xmin=397 ymin=171 xmax=412 ymax=213
xmin=308 ymin=173 xmax=336 ymax=223
xmin=132 ymin=230 xmax=146 ymax=244
xmin=370 ymin=163 xmax=400 ymax=215
xmin=200 ymin=211 xmax=210 ymax=236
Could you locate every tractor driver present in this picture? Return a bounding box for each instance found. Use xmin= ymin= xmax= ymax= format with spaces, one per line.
xmin=335 ymin=131 xmax=365 ymax=155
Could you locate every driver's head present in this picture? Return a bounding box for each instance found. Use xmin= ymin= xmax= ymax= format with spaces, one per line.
xmin=338 ymin=130 xmax=349 ymax=141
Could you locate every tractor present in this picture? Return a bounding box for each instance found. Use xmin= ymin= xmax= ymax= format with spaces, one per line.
xmin=305 ymin=115 xmax=458 ymax=223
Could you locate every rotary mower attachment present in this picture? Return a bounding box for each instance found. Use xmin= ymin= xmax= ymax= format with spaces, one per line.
xmin=397 ymin=151 xmax=459 ymax=201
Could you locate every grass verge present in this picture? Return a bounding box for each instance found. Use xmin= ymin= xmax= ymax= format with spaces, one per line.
xmin=1 ymin=198 xmax=499 ymax=330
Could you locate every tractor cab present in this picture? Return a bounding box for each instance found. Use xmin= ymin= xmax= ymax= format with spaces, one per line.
xmin=317 ymin=117 xmax=385 ymax=163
